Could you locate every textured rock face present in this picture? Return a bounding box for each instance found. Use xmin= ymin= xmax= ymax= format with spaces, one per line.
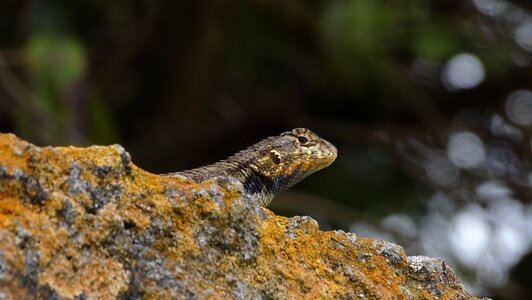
xmin=0 ymin=133 xmax=485 ymax=299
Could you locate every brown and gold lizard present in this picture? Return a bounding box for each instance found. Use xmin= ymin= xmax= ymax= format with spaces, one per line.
xmin=164 ymin=128 xmax=337 ymax=206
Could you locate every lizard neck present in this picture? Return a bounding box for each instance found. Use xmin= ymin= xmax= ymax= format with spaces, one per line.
xmin=177 ymin=155 xmax=281 ymax=206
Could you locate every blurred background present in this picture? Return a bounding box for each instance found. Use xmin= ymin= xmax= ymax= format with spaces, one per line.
xmin=1 ymin=0 xmax=531 ymax=298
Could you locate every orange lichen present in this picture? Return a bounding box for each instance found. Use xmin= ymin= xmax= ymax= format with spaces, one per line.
xmin=0 ymin=133 xmax=31 ymax=173
xmin=39 ymin=246 xmax=129 ymax=299
xmin=0 ymin=197 xmax=26 ymax=227
xmin=122 ymin=206 xmax=150 ymax=231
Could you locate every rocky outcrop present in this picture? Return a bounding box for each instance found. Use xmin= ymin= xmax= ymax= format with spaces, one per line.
xmin=0 ymin=133 xmax=485 ymax=299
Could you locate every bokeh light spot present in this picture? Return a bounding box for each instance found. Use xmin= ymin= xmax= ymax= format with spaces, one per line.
xmin=472 ymin=0 xmax=508 ymax=16
xmin=381 ymin=214 xmax=417 ymax=239
xmin=425 ymin=155 xmax=460 ymax=186
xmin=448 ymin=206 xmax=491 ymax=268
xmin=505 ymin=89 xmax=532 ymax=126
xmin=447 ymin=132 xmax=486 ymax=169
xmin=442 ymin=53 xmax=485 ymax=91
xmin=485 ymin=144 xmax=520 ymax=179
xmin=489 ymin=114 xmax=523 ymax=142
xmin=515 ymin=20 xmax=532 ymax=53
xmin=476 ymin=181 xmax=511 ymax=201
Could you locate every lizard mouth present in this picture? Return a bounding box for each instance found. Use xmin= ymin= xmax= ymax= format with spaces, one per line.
xmin=316 ymin=139 xmax=338 ymax=169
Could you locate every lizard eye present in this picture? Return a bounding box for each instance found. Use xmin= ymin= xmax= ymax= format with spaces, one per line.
xmin=297 ymin=136 xmax=308 ymax=144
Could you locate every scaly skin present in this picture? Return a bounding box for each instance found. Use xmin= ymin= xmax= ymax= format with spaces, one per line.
xmin=164 ymin=128 xmax=337 ymax=206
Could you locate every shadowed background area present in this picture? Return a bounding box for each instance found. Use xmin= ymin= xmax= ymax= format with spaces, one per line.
xmin=1 ymin=0 xmax=531 ymax=298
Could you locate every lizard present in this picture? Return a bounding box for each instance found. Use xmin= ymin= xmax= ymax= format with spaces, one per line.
xmin=163 ymin=128 xmax=337 ymax=207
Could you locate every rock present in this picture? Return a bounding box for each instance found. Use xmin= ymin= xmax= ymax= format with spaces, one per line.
xmin=0 ymin=133 xmax=487 ymax=299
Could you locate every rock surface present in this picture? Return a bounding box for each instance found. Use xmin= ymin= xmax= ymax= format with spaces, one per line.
xmin=0 ymin=133 xmax=486 ymax=299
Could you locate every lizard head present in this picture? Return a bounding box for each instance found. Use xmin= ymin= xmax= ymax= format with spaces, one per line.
xmin=249 ymin=128 xmax=337 ymax=194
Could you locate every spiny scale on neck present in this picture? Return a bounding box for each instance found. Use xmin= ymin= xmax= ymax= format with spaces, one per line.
xmin=164 ymin=128 xmax=337 ymax=206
